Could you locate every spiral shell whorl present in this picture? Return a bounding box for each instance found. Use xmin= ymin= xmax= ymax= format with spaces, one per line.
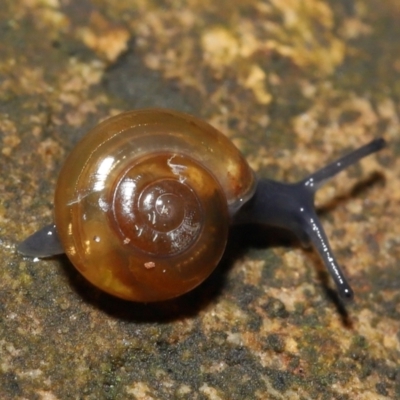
xmin=54 ymin=109 xmax=255 ymax=301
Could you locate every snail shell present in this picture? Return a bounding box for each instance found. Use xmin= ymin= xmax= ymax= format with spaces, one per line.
xmin=54 ymin=109 xmax=256 ymax=301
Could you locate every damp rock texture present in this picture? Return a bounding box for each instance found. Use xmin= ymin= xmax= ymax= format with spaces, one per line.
xmin=0 ymin=0 xmax=399 ymax=399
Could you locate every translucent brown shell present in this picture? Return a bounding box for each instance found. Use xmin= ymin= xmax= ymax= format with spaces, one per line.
xmin=54 ymin=109 xmax=256 ymax=301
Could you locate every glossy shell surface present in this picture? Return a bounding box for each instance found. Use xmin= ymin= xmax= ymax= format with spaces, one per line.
xmin=54 ymin=109 xmax=255 ymax=301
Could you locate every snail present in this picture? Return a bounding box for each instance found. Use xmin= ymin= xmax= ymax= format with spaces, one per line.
xmin=18 ymin=108 xmax=386 ymax=302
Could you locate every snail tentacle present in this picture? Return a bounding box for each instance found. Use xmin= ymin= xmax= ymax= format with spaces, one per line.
xmin=302 ymin=138 xmax=386 ymax=192
xmin=234 ymin=138 xmax=386 ymax=300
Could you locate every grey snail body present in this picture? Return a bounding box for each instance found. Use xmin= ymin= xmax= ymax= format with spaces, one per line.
xmin=18 ymin=108 xmax=386 ymax=302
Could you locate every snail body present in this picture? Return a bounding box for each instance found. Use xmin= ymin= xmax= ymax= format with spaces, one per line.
xmin=18 ymin=109 xmax=386 ymax=302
